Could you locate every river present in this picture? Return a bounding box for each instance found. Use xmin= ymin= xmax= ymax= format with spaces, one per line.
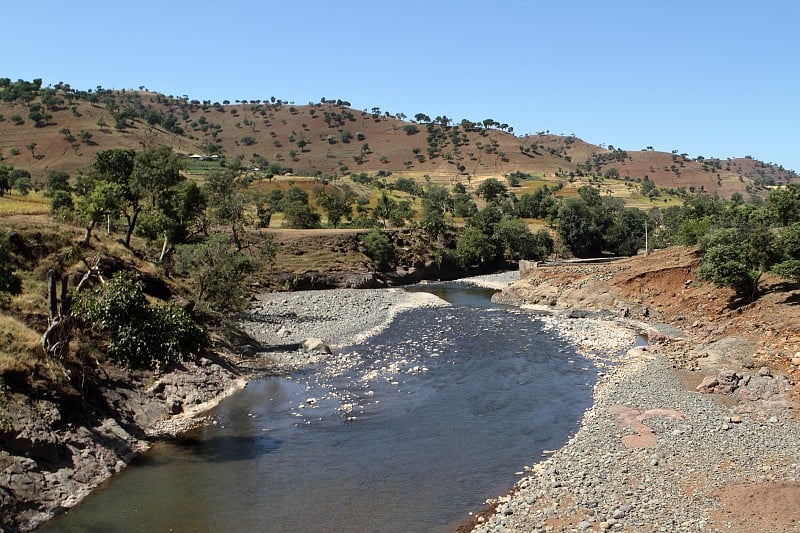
xmin=42 ymin=285 xmax=596 ymax=532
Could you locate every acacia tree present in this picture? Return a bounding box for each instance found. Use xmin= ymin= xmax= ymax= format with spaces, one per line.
xmin=76 ymin=181 xmax=125 ymax=245
xmin=129 ymin=146 xmax=185 ymax=246
xmin=204 ymin=169 xmax=251 ymax=249
xmin=314 ymin=187 xmax=353 ymax=228
xmin=90 ymin=148 xmax=136 ymax=241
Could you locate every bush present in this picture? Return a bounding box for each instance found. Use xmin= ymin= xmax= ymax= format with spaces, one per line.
xmin=50 ymin=191 xmax=74 ymax=218
xmin=176 ymin=234 xmax=254 ymax=315
xmin=0 ymin=231 xmax=22 ymax=304
xmin=455 ymin=226 xmax=498 ymax=266
xmin=74 ymin=271 xmax=206 ymax=369
xmin=360 ymin=229 xmax=394 ymax=272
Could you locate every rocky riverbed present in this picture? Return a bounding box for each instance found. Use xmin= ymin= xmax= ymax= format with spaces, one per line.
xmin=471 ymin=340 xmax=800 ymax=532
xmin=466 ymin=258 xmax=800 ymax=533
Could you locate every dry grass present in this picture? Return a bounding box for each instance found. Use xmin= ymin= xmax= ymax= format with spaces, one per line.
xmin=0 ymin=314 xmax=42 ymax=376
xmin=0 ymin=192 xmax=50 ymax=216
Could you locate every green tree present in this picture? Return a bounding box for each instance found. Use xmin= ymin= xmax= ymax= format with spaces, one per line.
xmin=205 ymin=170 xmax=251 ymax=249
xmin=556 ymin=197 xmax=604 ymax=257
xmin=360 ymin=229 xmax=394 ymax=272
xmin=283 ymin=201 xmax=321 ymax=229
xmin=766 ymin=186 xmax=800 ymax=226
xmin=373 ymin=192 xmax=398 ymax=228
xmin=0 ymin=164 xmax=11 ymax=196
xmin=124 ymin=146 xmax=186 ymax=247
xmin=314 ymin=187 xmax=353 ymax=228
xmin=475 ymin=178 xmax=507 ymax=201
xmin=137 ymin=181 xmax=207 ymax=262
xmin=76 ymin=180 xmax=125 ymax=245
xmin=605 ymin=207 xmax=648 ymax=256
xmin=10 ymin=169 xmax=32 ymax=195
xmin=455 ymin=227 xmax=497 ymax=266
xmin=769 ymin=222 xmax=800 ymax=282
xmin=90 ymin=148 xmax=137 ymax=244
xmin=73 ymin=271 xmax=206 ymax=369
xmin=176 ymin=233 xmax=255 ymax=315
xmin=49 ymin=190 xmax=74 ymax=219
xmin=493 ymin=216 xmax=540 ymax=260
xmin=45 ymin=170 xmax=70 ymax=195
xmin=698 ymin=226 xmax=779 ymax=300
xmin=0 ymin=230 xmax=22 ymax=303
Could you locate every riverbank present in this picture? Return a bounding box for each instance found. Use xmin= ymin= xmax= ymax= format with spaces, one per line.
xmin=467 ymin=249 xmax=800 ymax=532
xmin=1 ymin=284 xmax=455 ymax=532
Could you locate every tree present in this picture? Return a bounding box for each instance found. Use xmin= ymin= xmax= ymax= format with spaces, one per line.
xmin=698 ymin=226 xmax=779 ymax=300
xmin=373 ymin=192 xmax=398 ymax=228
xmin=766 ymin=186 xmax=800 ymax=226
xmin=137 ymin=180 xmax=207 ymax=262
xmin=205 ymin=170 xmax=250 ymax=249
xmin=475 ymin=178 xmax=507 ymax=201
xmin=556 ymin=197 xmax=604 ymax=257
xmin=10 ymin=169 xmax=32 ymax=195
xmin=605 ymin=207 xmax=648 ymax=256
xmin=455 ymin=227 xmax=497 ymax=266
xmin=76 ymin=180 xmax=125 ymax=245
xmin=0 ymin=230 xmax=22 ymax=302
xmin=176 ymin=233 xmax=255 ymax=315
xmin=90 ymin=148 xmax=137 ymax=244
xmin=493 ymin=216 xmax=539 ymax=260
xmin=0 ymin=164 xmax=11 ymax=196
xmin=126 ymin=146 xmax=186 ymax=247
xmin=360 ymin=229 xmax=394 ymax=272
xmin=73 ymin=271 xmax=206 ymax=368
xmin=50 ymin=190 xmax=74 ymax=218
xmin=314 ymin=187 xmax=353 ymax=228
xmin=283 ymin=201 xmax=321 ymax=229
xmin=45 ymin=170 xmax=70 ymax=195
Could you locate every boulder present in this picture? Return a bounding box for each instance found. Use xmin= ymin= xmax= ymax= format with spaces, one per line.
xmin=301 ymin=338 xmax=332 ymax=354
xmin=696 ymin=369 xmax=741 ymax=394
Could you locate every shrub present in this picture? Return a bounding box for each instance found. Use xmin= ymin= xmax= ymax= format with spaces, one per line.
xmin=74 ymin=271 xmax=206 ymax=369
xmin=0 ymin=231 xmax=22 ymax=304
xmin=49 ymin=190 xmax=74 ymax=218
xmin=176 ymin=234 xmax=255 ymax=315
xmin=360 ymin=229 xmax=394 ymax=272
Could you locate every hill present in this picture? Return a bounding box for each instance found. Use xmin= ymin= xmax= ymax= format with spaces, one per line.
xmin=0 ymin=79 xmax=796 ymax=199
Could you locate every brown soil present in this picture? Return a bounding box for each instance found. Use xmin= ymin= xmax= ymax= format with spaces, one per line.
xmin=1 ymin=90 xmax=795 ymax=196
xmin=713 ymin=481 xmax=800 ymax=532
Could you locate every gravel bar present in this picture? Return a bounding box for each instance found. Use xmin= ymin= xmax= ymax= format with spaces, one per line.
xmin=472 ymin=327 xmax=800 ymax=532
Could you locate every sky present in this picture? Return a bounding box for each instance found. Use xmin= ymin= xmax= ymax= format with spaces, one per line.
xmin=4 ymin=0 xmax=799 ymax=170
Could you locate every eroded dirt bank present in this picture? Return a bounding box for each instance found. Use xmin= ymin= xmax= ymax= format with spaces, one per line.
xmin=468 ymin=247 xmax=800 ymax=532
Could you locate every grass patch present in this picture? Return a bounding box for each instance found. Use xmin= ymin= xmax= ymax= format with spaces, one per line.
xmin=0 ymin=193 xmax=49 ymax=216
xmin=0 ymin=314 xmax=41 ymax=376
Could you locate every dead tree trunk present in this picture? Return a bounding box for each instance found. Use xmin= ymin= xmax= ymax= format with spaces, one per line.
xmin=42 ymin=269 xmax=71 ymax=360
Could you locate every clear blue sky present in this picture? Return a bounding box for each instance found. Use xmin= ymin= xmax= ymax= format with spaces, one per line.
xmin=5 ymin=0 xmax=799 ymax=170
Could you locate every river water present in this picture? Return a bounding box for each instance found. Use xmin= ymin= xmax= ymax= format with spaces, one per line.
xmin=42 ymin=285 xmax=596 ymax=532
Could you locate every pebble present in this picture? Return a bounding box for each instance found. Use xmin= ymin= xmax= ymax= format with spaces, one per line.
xmin=473 ymin=312 xmax=800 ymax=532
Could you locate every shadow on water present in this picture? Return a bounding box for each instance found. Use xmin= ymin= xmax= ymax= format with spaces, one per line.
xmin=135 ymin=435 xmax=283 ymax=465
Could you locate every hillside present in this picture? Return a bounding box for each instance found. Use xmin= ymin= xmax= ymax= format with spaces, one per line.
xmin=0 ymin=80 xmax=796 ymax=199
